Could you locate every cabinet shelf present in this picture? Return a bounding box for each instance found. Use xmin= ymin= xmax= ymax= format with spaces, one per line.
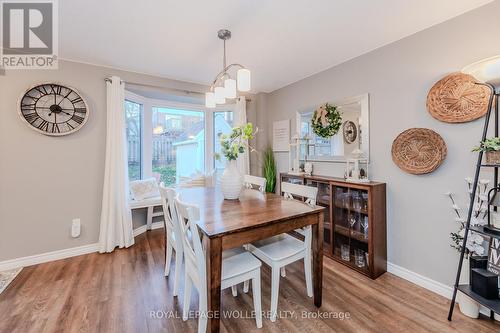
xmin=333 ymin=204 xmax=368 ymax=215
xmin=457 ymin=285 xmax=500 ymax=313
xmin=334 ymin=225 xmax=368 ymax=243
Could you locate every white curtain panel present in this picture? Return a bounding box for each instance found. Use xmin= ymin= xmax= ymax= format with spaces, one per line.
xmin=234 ymin=96 xmax=250 ymax=175
xmin=98 ymin=76 xmax=134 ymax=253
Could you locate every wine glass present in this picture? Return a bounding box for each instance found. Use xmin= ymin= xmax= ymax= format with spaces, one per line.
xmin=349 ymin=214 xmax=357 ymax=235
xmin=362 ymin=192 xmax=368 ymax=210
xmin=360 ymin=216 xmax=369 ymax=239
xmin=342 ymin=193 xmax=350 ymax=210
xmin=352 ymin=192 xmax=362 ymax=212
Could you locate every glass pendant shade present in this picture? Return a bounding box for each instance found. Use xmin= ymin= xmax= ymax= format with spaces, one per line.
xmin=237 ymin=68 xmax=251 ymax=92
xmin=462 ymin=55 xmax=500 ymax=87
xmin=224 ymin=78 xmax=237 ymax=98
xmin=214 ymin=86 xmax=226 ymax=104
xmin=205 ymin=92 xmax=216 ymax=108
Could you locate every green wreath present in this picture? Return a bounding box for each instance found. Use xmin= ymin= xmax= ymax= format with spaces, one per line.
xmin=311 ymin=103 xmax=342 ymax=138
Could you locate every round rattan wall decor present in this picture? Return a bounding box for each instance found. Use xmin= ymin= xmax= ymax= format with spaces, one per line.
xmin=391 ymin=128 xmax=447 ymax=175
xmin=427 ymin=72 xmax=491 ymax=123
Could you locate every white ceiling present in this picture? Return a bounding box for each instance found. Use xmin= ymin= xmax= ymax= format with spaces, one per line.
xmin=60 ymin=0 xmax=493 ymax=93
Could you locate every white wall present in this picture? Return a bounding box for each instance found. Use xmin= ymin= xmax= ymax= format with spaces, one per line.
xmin=262 ymin=1 xmax=500 ymax=286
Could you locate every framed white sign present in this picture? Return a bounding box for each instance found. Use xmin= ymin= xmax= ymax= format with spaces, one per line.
xmin=273 ymin=119 xmax=290 ymax=152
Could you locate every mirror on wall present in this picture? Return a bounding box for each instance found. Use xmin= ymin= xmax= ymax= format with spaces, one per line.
xmin=296 ymin=94 xmax=369 ymax=162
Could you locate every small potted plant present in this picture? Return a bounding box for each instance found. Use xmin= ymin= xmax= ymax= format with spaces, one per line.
xmin=473 ymin=137 xmax=500 ymax=165
xmin=216 ymin=123 xmax=257 ymax=200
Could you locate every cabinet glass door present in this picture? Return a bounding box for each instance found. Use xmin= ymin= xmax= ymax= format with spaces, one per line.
xmin=332 ymin=185 xmax=370 ymax=273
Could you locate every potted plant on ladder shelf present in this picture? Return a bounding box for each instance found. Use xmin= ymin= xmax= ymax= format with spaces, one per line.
xmin=473 ymin=137 xmax=500 ymax=165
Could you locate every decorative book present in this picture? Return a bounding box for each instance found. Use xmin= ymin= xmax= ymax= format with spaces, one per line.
xmin=487 ymin=237 xmax=500 ymax=275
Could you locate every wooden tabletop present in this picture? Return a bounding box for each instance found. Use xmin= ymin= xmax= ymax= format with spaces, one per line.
xmin=177 ymin=187 xmax=324 ymax=238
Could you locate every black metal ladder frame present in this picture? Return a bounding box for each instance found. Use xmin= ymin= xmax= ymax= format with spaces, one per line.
xmin=448 ymin=82 xmax=499 ymax=320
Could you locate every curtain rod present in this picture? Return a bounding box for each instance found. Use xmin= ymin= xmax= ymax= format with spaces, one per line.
xmin=104 ymin=77 xmax=204 ymax=96
xmin=104 ymin=77 xmax=251 ymax=102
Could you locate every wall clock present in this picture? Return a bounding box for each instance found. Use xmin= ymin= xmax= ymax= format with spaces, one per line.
xmin=19 ymin=83 xmax=89 ymax=136
xmin=343 ymin=120 xmax=357 ymax=144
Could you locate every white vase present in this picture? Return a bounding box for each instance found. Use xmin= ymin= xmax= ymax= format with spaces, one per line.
xmin=220 ymin=160 xmax=243 ymax=200
xmin=457 ymin=259 xmax=480 ymax=319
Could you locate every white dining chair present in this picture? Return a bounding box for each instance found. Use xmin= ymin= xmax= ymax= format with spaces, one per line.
xmin=175 ymin=197 xmax=263 ymax=332
xmin=247 ymin=182 xmax=318 ymax=322
xmin=243 ymin=175 xmax=267 ymax=193
xmin=159 ymin=186 xmax=184 ymax=297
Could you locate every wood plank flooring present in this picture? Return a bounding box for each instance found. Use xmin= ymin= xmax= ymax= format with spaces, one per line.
xmin=0 ymin=229 xmax=498 ymax=333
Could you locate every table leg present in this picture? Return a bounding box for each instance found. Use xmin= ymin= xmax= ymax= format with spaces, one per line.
xmin=312 ymin=212 xmax=324 ymax=307
xmin=205 ymin=236 xmax=222 ymax=333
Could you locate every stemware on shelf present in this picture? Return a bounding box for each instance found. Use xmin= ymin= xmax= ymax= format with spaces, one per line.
xmin=354 ymin=249 xmax=366 ymax=268
xmin=360 ymin=216 xmax=369 ymax=239
xmin=341 ymin=244 xmax=350 ymax=261
xmin=342 ymin=193 xmax=350 ymax=210
xmin=362 ymin=192 xmax=368 ymax=210
xmin=352 ymin=191 xmax=362 ymax=212
xmin=348 ymin=213 xmax=357 ymax=234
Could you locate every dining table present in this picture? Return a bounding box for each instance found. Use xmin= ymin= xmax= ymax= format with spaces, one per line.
xmin=177 ymin=187 xmax=325 ymax=333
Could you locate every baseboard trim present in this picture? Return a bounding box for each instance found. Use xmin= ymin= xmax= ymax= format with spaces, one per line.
xmin=0 ymin=222 xmax=165 ymax=271
xmin=133 ymin=221 xmax=164 ymax=237
xmin=0 ymin=243 xmax=100 ymax=271
xmin=387 ymin=262 xmax=453 ymax=299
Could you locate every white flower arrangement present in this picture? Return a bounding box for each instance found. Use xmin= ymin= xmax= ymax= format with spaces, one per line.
xmin=444 ymin=177 xmax=490 ymax=257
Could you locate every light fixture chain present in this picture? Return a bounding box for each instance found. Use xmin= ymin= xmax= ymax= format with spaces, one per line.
xmin=223 ymin=39 xmax=227 ymax=73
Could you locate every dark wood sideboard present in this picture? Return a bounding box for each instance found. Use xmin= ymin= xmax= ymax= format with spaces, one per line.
xmin=280 ymin=172 xmax=387 ymax=279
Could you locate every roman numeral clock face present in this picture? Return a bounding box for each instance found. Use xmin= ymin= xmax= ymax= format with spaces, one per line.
xmin=19 ymin=84 xmax=89 ymax=136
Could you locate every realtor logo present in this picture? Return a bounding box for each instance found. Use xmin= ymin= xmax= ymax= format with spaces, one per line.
xmin=1 ymin=0 xmax=58 ymax=69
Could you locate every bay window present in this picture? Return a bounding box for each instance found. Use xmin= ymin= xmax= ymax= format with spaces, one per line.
xmin=125 ymin=91 xmax=234 ymax=185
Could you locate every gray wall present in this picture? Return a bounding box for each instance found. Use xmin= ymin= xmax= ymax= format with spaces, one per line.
xmin=262 ymin=1 xmax=500 ymax=286
xmin=0 ymin=60 xmax=209 ymax=261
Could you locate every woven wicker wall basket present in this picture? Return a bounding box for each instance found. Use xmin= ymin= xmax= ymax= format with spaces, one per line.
xmin=392 ymin=128 xmax=447 ymax=175
xmin=427 ymin=72 xmax=491 ymax=123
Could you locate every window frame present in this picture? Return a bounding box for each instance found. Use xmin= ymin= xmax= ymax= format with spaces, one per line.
xmin=125 ymin=91 xmax=235 ymax=182
xmin=124 ymin=96 xmax=145 ymax=181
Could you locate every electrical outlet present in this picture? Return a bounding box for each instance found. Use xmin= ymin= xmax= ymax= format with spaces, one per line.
xmin=71 ymin=218 xmax=81 ymax=238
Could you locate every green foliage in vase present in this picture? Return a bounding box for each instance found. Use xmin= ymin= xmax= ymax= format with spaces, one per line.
xmin=262 ymin=147 xmax=277 ymax=193
xmin=472 ymin=137 xmax=500 ymax=152
xmin=215 ymin=122 xmax=257 ymax=161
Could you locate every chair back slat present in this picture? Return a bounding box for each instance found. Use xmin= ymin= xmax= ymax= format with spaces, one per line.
xmin=174 ymin=197 xmax=205 ymax=279
xmin=244 ymin=175 xmax=267 ymax=193
xmin=281 ymin=182 xmax=316 ymax=250
xmin=159 ymin=186 xmax=176 ymax=231
xmin=281 ymin=182 xmax=318 ymax=206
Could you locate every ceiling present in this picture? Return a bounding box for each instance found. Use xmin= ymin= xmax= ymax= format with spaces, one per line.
xmin=59 ymin=0 xmax=493 ymax=93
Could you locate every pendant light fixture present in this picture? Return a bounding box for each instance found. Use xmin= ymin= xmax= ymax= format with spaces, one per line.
xmin=205 ymin=29 xmax=251 ymax=108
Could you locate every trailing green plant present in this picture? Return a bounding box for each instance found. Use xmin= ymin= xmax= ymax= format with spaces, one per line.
xmin=215 ymin=122 xmax=257 ymax=161
xmin=262 ymin=147 xmax=276 ymax=193
xmin=472 ymin=137 xmax=500 ymax=152
xmin=311 ymin=103 xmax=342 ymax=138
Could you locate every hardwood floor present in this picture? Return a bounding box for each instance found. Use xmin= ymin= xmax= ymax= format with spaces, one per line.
xmin=0 ymin=229 xmax=498 ymax=333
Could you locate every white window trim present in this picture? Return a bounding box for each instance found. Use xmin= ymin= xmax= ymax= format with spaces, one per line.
xmin=125 ymin=91 xmax=236 ymax=181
